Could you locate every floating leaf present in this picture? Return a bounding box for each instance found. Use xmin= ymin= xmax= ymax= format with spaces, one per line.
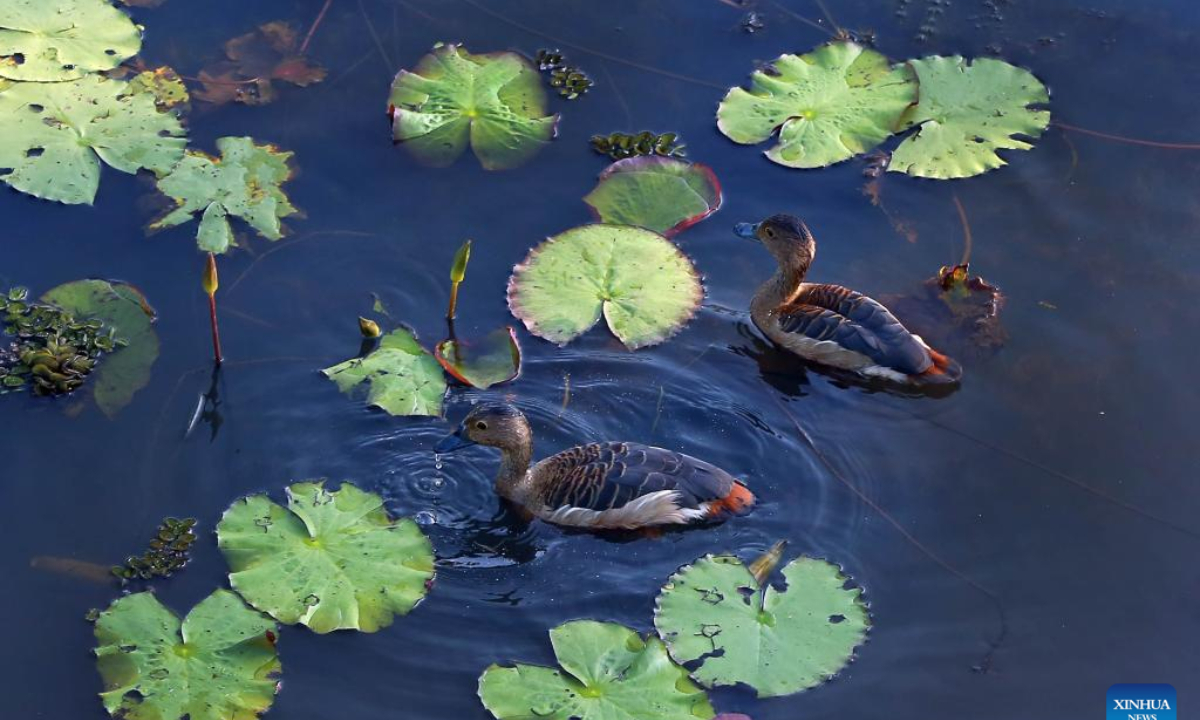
xmin=389 ymin=43 xmax=559 ymax=170
xmin=435 ymin=326 xmax=521 ymax=389
xmin=94 ymin=590 xmax=280 ymax=720
xmin=322 ymin=327 xmax=446 ymax=416
xmin=479 ymin=620 xmax=714 ymax=720
xmin=217 ymin=481 xmax=435 ymax=634
xmin=507 ymin=224 xmax=703 ymax=349
xmin=0 ymin=0 xmax=141 ymax=82
xmin=150 ymin=136 xmax=297 ymax=254
xmin=889 ymin=56 xmax=1050 ymax=179
xmin=591 ymin=131 xmax=686 ymax=160
xmin=717 ymin=41 xmax=916 ymax=169
xmin=654 ymin=554 xmax=869 ymax=698
xmin=41 ymin=279 xmax=159 ymax=418
xmin=0 ymin=74 xmax=187 ymax=205
xmin=125 ymin=66 xmax=189 ymax=111
xmin=195 ymin=21 xmax=326 ymax=106
xmin=583 ymin=156 xmax=722 ymax=236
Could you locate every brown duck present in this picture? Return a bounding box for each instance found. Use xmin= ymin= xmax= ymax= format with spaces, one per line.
xmin=434 ymin=404 xmax=755 ymax=530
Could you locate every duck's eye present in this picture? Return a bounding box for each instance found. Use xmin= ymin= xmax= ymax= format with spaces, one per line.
xmin=764 ymin=227 xmax=775 ymax=239
xmin=475 ymin=421 xmax=488 ymax=431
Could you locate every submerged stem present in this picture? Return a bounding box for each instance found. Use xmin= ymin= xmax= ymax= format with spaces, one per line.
xmin=300 ymin=0 xmax=335 ymax=55
xmin=1054 ymin=121 xmax=1200 ymax=150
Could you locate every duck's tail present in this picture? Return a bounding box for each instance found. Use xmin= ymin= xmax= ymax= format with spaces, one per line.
xmin=708 ymin=482 xmax=756 ymax=517
xmin=914 ymin=349 xmax=963 ymax=385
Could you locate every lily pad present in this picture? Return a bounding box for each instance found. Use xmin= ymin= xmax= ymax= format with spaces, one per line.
xmin=389 ymin=43 xmax=559 ymax=170
xmin=889 ymin=56 xmax=1050 ymax=179
xmin=654 ymin=554 xmax=869 ymax=698
xmin=150 ymin=136 xmax=297 ymax=254
xmin=322 ymin=327 xmax=446 ymax=417
xmin=0 ymin=74 xmax=187 ymax=205
xmin=583 ymin=156 xmax=722 ymax=237
xmin=125 ymin=66 xmax=189 ymax=111
xmin=41 ymin=279 xmax=159 ymax=418
xmin=94 ymin=590 xmax=280 ymax=720
xmin=435 ymin=326 xmax=521 ymax=389
xmin=716 ymin=41 xmax=916 ymax=169
xmin=195 ymin=21 xmax=326 ymax=106
xmin=0 ymin=0 xmax=141 ymax=82
xmin=217 ymin=481 xmax=435 ymax=634
xmin=479 ymin=620 xmax=714 ymax=720
xmin=507 ymin=224 xmax=703 ymax=349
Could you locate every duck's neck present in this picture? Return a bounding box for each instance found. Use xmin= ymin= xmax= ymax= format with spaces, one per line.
xmin=495 ymin=442 xmax=533 ymax=500
xmin=752 ymin=263 xmax=808 ymax=317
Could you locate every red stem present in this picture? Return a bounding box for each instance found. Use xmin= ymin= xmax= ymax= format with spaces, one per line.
xmin=300 ymin=0 xmax=334 ymax=55
xmin=1055 ymin=121 xmax=1200 ymax=150
xmin=208 ymin=293 xmax=224 ymax=365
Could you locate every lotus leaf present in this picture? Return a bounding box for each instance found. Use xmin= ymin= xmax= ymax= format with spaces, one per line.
xmin=322 ymin=327 xmax=446 ymax=416
xmin=0 ymin=74 xmax=186 ymax=205
xmin=479 ymin=620 xmax=715 ymax=720
xmin=507 ymin=224 xmax=703 ymax=349
xmin=41 ymin=279 xmax=159 ymax=418
xmin=889 ymin=56 xmax=1050 ymax=179
xmin=716 ymin=41 xmax=916 ymax=168
xmin=389 ymin=43 xmax=559 ymax=170
xmin=654 ymin=554 xmax=869 ymax=697
xmin=583 ymin=156 xmax=722 ymax=236
xmin=93 ymin=590 xmax=280 ymax=720
xmin=150 ymin=137 xmax=297 ymax=254
xmin=0 ymin=0 xmax=141 ymax=82
xmin=217 ymin=481 xmax=435 ymax=634
xmin=435 ymin=326 xmax=521 ymax=389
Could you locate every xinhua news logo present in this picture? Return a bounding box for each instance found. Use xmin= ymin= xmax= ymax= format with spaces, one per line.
xmin=1108 ymin=684 xmax=1176 ymax=720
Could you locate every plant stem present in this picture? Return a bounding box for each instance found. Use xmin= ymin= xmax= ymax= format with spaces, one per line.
xmin=208 ymin=293 xmax=223 ymax=365
xmin=447 ymin=281 xmax=461 ymax=320
xmin=300 ymin=0 xmax=335 ymax=55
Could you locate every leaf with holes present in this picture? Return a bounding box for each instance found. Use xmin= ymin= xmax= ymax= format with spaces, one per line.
xmin=217 ymin=481 xmax=435 ymax=634
xmin=654 ymin=554 xmax=869 ymax=698
xmin=93 ymin=590 xmax=280 ymax=720
xmin=322 ymin=327 xmax=447 ymax=416
xmin=479 ymin=620 xmax=714 ymax=720
xmin=0 ymin=74 xmax=186 ymax=205
xmin=507 ymin=224 xmax=703 ymax=350
xmin=435 ymin=326 xmax=521 ymax=389
xmin=889 ymin=56 xmax=1050 ymax=179
xmin=583 ymin=156 xmax=722 ymax=237
xmin=0 ymin=0 xmax=141 ymax=82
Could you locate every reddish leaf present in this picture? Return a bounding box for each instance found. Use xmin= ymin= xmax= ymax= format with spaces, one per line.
xmin=195 ymin=21 xmax=326 ymax=106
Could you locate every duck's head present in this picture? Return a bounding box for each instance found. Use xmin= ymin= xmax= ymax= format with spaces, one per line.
xmin=435 ymin=403 xmax=531 ymax=453
xmin=734 ymin=214 xmax=816 ymax=272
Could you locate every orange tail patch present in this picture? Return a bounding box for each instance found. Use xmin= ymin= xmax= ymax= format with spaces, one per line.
xmin=710 ymin=482 xmax=755 ymax=517
xmin=918 ymin=349 xmax=963 ymax=383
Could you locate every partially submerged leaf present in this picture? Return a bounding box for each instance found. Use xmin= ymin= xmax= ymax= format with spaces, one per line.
xmin=217 ymin=481 xmax=435 ymax=634
xmin=881 ymin=263 xmax=1007 ymax=356
xmin=435 ymin=326 xmax=521 ymax=389
xmin=195 ymin=21 xmax=326 ymax=106
xmin=654 ymin=554 xmax=869 ymax=697
xmin=94 ymin=590 xmax=280 ymax=720
xmin=389 ymin=43 xmax=559 ymax=170
xmin=479 ymin=620 xmax=715 ymax=720
xmin=0 ymin=0 xmax=142 ymax=82
xmin=507 ymin=224 xmax=703 ymax=349
xmin=125 ymin=66 xmax=190 ymax=111
xmin=583 ymin=156 xmax=722 ymax=236
xmin=322 ymin=327 xmax=446 ymax=416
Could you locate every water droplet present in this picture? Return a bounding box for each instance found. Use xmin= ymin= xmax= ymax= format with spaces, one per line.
xmin=415 ymin=510 xmax=437 ymax=526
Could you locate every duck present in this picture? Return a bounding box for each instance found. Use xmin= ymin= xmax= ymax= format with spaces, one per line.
xmin=734 ymin=214 xmax=962 ymax=385
xmin=434 ymin=403 xmax=755 ymax=530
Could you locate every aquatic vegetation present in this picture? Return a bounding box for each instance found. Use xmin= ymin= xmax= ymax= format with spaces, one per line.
xmin=508 ymin=224 xmax=703 ymax=349
xmin=322 ymin=327 xmax=447 ymax=417
xmin=0 ymin=74 xmax=187 ymax=205
xmin=583 ymin=156 xmax=722 ymax=237
xmin=0 ymin=0 xmax=141 ymax=81
xmin=1 ymin=287 xmax=117 ymax=397
xmin=535 ymin=48 xmax=593 ymax=99
xmin=447 ymin=239 xmax=472 ymax=320
xmin=217 ymin=481 xmax=435 ymax=634
xmin=150 ymin=136 xmax=298 ymax=254
xmin=358 ymin=316 xmax=382 ymax=339
xmin=591 ymin=131 xmax=686 ymax=160
xmin=478 ymin=620 xmax=714 ymax=720
xmin=124 ymin=65 xmax=189 ymax=111
xmin=388 ymin=43 xmax=559 ymax=170
xmin=654 ymin=552 xmax=869 ymax=697
xmin=194 ymin=21 xmax=326 ymax=106
xmin=435 ymin=327 xmax=521 ymax=389
xmin=94 ymin=590 xmax=281 ymax=720
xmin=201 ymin=253 xmax=223 ymax=364
xmin=111 ymin=516 xmax=197 ymax=582
xmin=882 ymin=263 xmax=1008 ymax=356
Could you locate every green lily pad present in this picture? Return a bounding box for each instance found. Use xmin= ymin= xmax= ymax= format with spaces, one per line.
xmin=507 ymin=224 xmax=703 ymax=350
xmin=94 ymin=589 xmax=280 ymax=720
xmin=479 ymin=620 xmax=715 ymax=720
xmin=435 ymin=326 xmax=521 ymax=389
xmin=217 ymin=481 xmax=435 ymax=634
xmin=654 ymin=554 xmax=869 ymax=698
xmin=889 ymin=56 xmax=1050 ymax=179
xmin=0 ymin=74 xmax=187 ymax=205
xmin=583 ymin=156 xmax=722 ymax=237
xmin=0 ymin=0 xmax=142 ymax=82
xmin=41 ymin=279 xmax=159 ymax=418
xmin=323 ymin=327 xmax=446 ymax=417
xmin=716 ymin=41 xmax=916 ymax=169
xmin=389 ymin=43 xmax=559 ymax=170
xmin=150 ymin=136 xmax=297 ymax=254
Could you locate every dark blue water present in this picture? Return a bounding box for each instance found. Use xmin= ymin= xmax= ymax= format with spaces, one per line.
xmin=3 ymin=0 xmax=1198 ymax=718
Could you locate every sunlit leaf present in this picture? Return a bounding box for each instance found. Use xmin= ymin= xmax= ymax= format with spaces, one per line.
xmin=0 ymin=0 xmax=141 ymax=82
xmin=322 ymin=327 xmax=446 ymax=416
xmin=125 ymin=66 xmax=189 ymax=111
xmin=195 ymin=21 xmax=326 ymax=106
xmin=583 ymin=156 xmax=721 ymax=236
xmin=435 ymin=326 xmax=521 ymax=389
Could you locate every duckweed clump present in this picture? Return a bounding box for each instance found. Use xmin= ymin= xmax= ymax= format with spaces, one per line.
xmin=111 ymin=517 xmax=198 ymax=582
xmin=535 ymin=49 xmax=594 ymax=99
xmin=590 ymin=131 xmax=687 ymax=160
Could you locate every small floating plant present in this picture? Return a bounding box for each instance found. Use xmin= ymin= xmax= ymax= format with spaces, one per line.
xmin=535 ymin=48 xmax=594 ymax=99
xmin=591 ymin=130 xmax=686 ymax=160
xmin=0 ymin=287 xmax=116 ymax=397
xmin=111 ymin=516 xmax=198 ymax=582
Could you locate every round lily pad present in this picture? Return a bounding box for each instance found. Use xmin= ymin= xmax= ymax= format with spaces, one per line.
xmin=654 ymin=554 xmax=869 ymax=698
xmin=717 ymin=41 xmax=916 ymax=169
xmin=583 ymin=156 xmax=722 ymax=237
xmin=93 ymin=589 xmax=280 ymax=720
xmin=217 ymin=481 xmax=435 ymax=634
xmin=322 ymin=327 xmax=446 ymax=416
xmin=0 ymin=0 xmax=142 ymax=82
xmin=507 ymin=224 xmax=703 ymax=350
xmin=389 ymin=43 xmax=559 ymax=170
xmin=889 ymin=56 xmax=1050 ymax=179
xmin=479 ymin=620 xmax=715 ymax=720
xmin=435 ymin=326 xmax=521 ymax=389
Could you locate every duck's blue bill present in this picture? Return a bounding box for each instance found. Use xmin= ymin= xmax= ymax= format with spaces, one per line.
xmin=434 ymin=429 xmax=475 ymax=453
xmin=734 ymin=222 xmax=759 ymax=239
